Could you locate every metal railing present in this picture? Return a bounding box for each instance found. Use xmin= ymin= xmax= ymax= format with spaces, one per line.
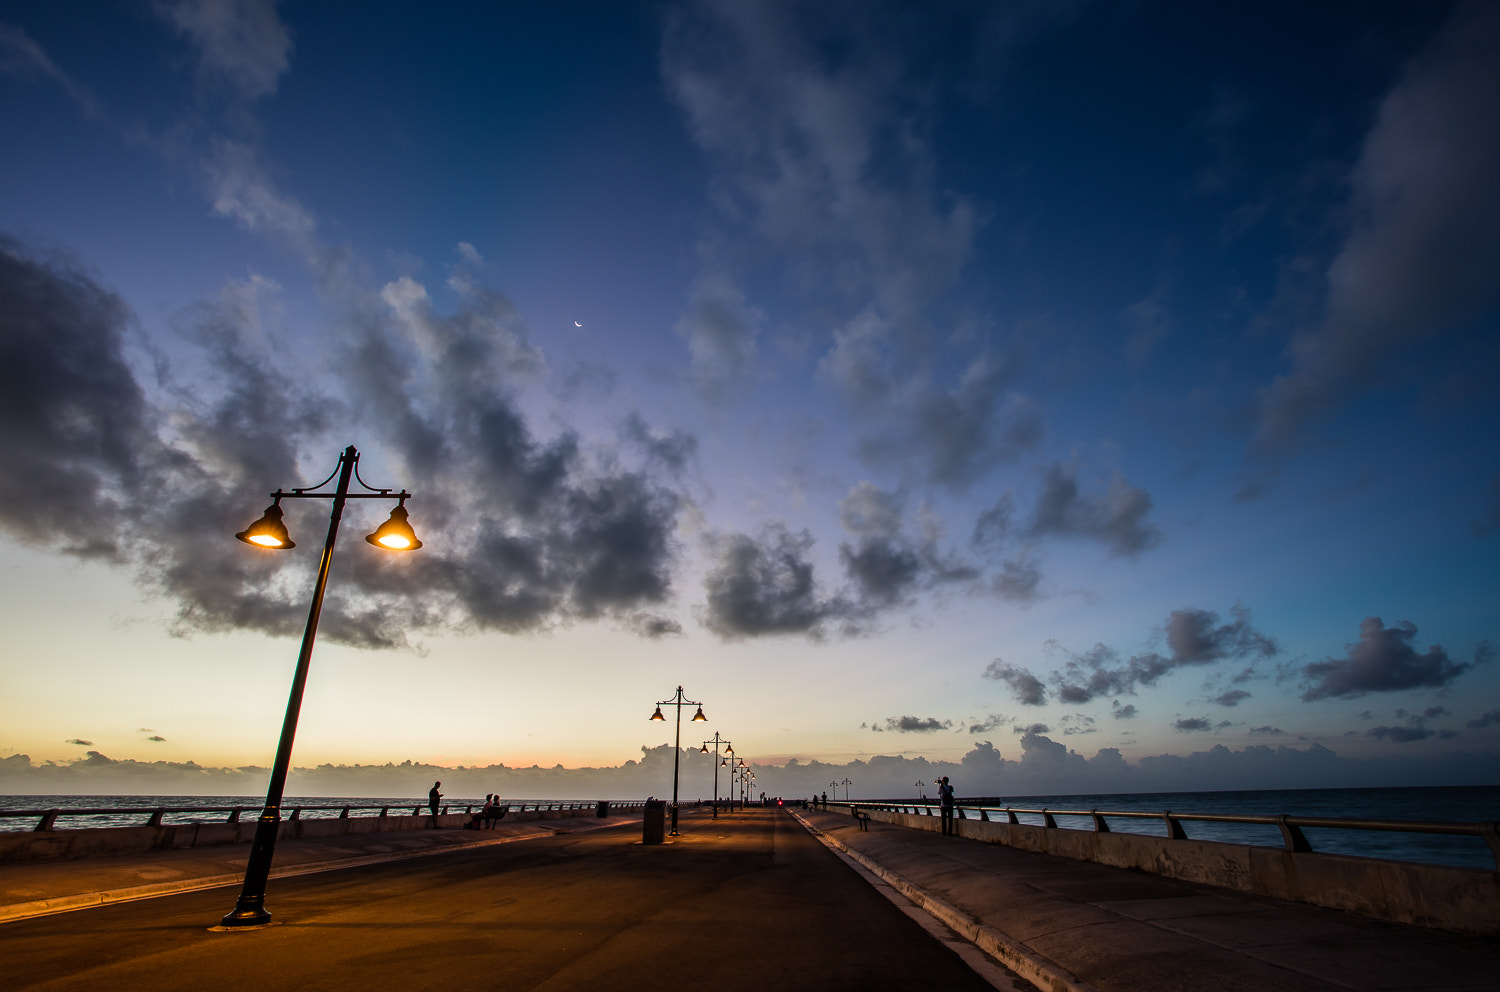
xmin=834 ymin=800 xmax=1500 ymax=870
xmin=0 ymin=800 xmax=645 ymax=832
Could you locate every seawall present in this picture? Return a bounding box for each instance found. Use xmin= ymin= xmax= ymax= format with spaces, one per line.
xmin=0 ymin=807 xmax=634 ymax=864
xmin=840 ymin=804 xmax=1500 ymax=936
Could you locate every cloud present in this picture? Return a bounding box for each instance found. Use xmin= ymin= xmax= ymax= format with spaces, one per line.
xmin=967 ymin=713 xmax=1008 ymax=734
xmin=983 ymin=660 xmax=1047 ymax=706
xmin=65 ymin=739 xmax=94 ymax=747
xmin=0 ymin=236 xmax=159 ymax=560
xmin=1366 ymin=704 xmax=1457 ymax=744
xmin=0 ymin=23 xmax=105 ymax=120
xmin=834 ymin=482 xmax=977 ymax=608
xmin=700 ymin=523 xmax=853 ymax=639
xmin=1300 ymin=618 xmax=1480 ymax=700
xmin=1027 ymin=463 xmax=1162 ymax=558
xmin=673 ymin=271 xmax=763 ymax=403
xmin=0 ymin=232 xmax=695 ymax=649
xmin=153 ymin=0 xmax=293 ymax=103
xmin=1467 ymin=709 xmax=1500 ymax=729
xmin=1014 ymin=722 xmax=1050 ymax=736
xmin=1174 ymin=717 xmax=1211 ymax=733
xmin=1256 ymin=3 xmax=1500 ymax=447
xmin=1248 ymin=726 xmax=1286 ymax=736
xmin=146 ymin=736 xmax=167 ymax=743
xmin=1209 ymin=689 xmax=1252 ymax=707
xmin=1111 ymin=702 xmax=1138 ymax=720
xmin=993 ymin=605 xmax=1279 ymax=706
xmin=872 ymin=716 xmax=952 ymax=733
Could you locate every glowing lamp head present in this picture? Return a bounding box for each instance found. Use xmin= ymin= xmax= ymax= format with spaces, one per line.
xmin=366 ymin=504 xmax=422 ymax=551
xmin=649 ymin=706 xmax=665 ymax=722
xmin=692 ymin=706 xmax=707 ymax=722
xmin=235 ymin=503 xmax=294 ymax=549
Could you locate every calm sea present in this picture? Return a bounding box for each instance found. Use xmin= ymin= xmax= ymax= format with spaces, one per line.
xmin=2 ymin=786 xmax=1496 ymax=869
xmin=915 ymin=785 xmax=1500 ymax=870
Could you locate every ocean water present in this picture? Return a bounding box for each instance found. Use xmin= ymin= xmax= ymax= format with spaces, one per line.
xmin=3 ymin=786 xmax=1496 ymax=869
xmin=0 ymin=795 xmax=499 ymax=834
xmin=914 ymin=785 xmax=1500 ymax=870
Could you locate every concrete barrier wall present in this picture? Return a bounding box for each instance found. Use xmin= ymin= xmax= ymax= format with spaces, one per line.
xmin=0 ymin=807 xmax=631 ymax=865
xmin=840 ymin=805 xmax=1500 ymax=936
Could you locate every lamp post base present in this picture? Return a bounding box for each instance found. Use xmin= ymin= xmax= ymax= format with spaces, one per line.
xmin=218 ymin=899 xmax=272 ymax=928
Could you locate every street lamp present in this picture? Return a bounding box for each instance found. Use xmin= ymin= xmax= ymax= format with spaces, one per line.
xmin=700 ymin=732 xmax=731 ymax=819
xmin=840 ymin=778 xmax=853 ymax=802
xmin=649 ymin=686 xmax=706 ymax=836
xmin=219 ymin=445 xmax=421 ymax=929
xmin=915 ymin=780 xmax=926 ymax=800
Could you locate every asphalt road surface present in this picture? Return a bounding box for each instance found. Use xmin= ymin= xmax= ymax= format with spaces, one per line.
xmin=1 ymin=808 xmax=1015 ymax=992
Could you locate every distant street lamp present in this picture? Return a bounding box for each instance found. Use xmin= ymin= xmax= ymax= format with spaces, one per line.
xmin=700 ymin=732 xmax=732 ymax=819
xmin=915 ymin=780 xmax=926 ymax=799
xmin=649 ymin=686 xmax=706 ymax=836
xmin=219 ymin=445 xmax=421 ymax=929
xmin=840 ymin=778 xmax=853 ymax=802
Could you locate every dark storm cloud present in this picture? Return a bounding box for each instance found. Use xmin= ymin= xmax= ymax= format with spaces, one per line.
xmin=983 ymin=660 xmax=1047 ymax=706
xmin=872 ymin=716 xmax=952 ymax=733
xmin=1300 ymin=618 xmax=1482 ymax=700
xmin=0 ymin=232 xmax=687 ymax=648
xmin=988 ymin=605 xmax=1279 ymax=705
xmin=0 ymin=236 xmax=159 ymax=561
xmin=1027 ymin=463 xmax=1162 ymax=558
xmin=1256 ymin=3 xmax=1500 ymax=447
xmin=834 ymin=482 xmax=978 ymax=610
xmin=700 ymin=524 xmax=856 ymax=639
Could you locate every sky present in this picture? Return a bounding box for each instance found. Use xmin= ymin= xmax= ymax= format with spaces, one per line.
xmin=1 ymin=0 xmax=1497 ymax=801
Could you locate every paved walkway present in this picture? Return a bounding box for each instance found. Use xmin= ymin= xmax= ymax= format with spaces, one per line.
xmin=0 ymin=812 xmax=637 ymax=923
xmin=3 ymin=808 xmax=1498 ymax=991
xmin=794 ymin=808 xmax=1500 ymax=992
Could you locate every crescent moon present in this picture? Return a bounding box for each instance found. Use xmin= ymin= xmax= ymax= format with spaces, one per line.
xmin=574 ymin=321 xmax=582 ymax=327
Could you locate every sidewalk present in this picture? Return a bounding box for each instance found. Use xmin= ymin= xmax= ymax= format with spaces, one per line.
xmin=0 ymin=812 xmax=638 ymax=924
xmin=793 ymin=808 xmax=1500 ymax=992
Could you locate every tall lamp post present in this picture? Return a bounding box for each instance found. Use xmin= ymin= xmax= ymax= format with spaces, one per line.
xmin=840 ymin=777 xmax=853 ymax=802
xmin=649 ymin=686 xmax=706 ymax=836
xmin=700 ymin=732 xmax=731 ymax=819
xmin=915 ymin=780 xmax=926 ymax=800
xmin=219 ymin=445 xmax=422 ymax=929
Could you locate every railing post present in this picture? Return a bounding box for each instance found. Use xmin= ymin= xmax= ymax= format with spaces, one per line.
xmin=1482 ymin=822 xmax=1500 ymax=871
xmin=147 ymin=809 xmax=165 ymax=827
xmin=1276 ymin=814 xmax=1312 ymax=853
xmin=980 ymin=809 xmax=990 ymax=821
xmin=1043 ymin=810 xmax=1057 ymax=829
xmin=289 ymin=808 xmax=302 ymax=822
xmin=35 ymin=810 xmax=58 ymax=832
xmin=1007 ymin=809 xmax=1019 ymax=825
xmin=226 ymin=808 xmax=241 ymax=824
xmin=1091 ymin=810 xmax=1110 ymax=832
xmin=379 ymin=807 xmax=388 ymax=818
xmin=339 ymin=807 xmax=350 ymax=819
xmin=1162 ymin=811 xmax=1188 ymax=839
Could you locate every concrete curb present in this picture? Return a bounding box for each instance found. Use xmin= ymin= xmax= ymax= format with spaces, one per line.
xmin=0 ymin=817 xmax=633 ymax=925
xmin=792 ymin=809 xmax=1100 ymax=992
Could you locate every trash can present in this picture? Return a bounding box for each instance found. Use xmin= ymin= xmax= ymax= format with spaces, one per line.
xmin=596 ymin=800 xmax=610 ymax=818
xmin=642 ymin=799 xmax=665 ymax=845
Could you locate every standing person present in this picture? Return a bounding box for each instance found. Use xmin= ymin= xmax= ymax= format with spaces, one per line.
xmin=938 ymin=776 xmax=955 ymax=836
xmin=428 ymin=781 xmax=443 ymax=827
